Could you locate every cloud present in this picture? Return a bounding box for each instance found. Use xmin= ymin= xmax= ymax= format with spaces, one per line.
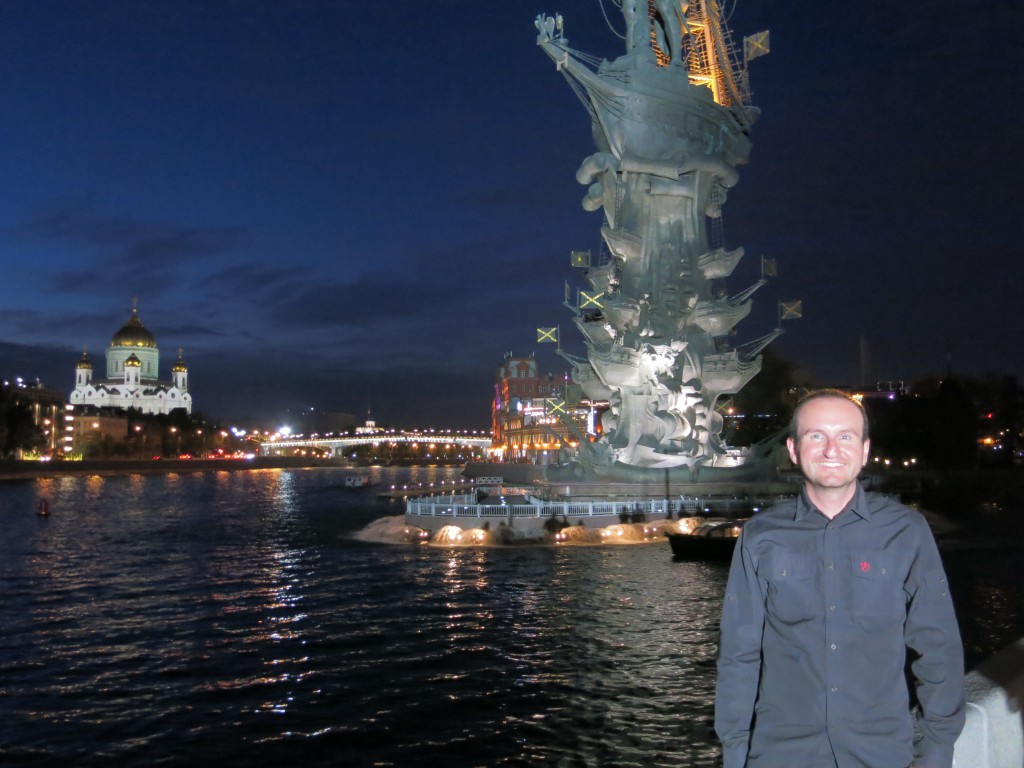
xmin=11 ymin=202 xmax=247 ymax=292
xmin=157 ymin=323 xmax=228 ymax=340
xmin=262 ymin=234 xmax=558 ymax=330
xmin=202 ymin=263 xmax=299 ymax=297
xmin=0 ymin=307 xmax=120 ymax=345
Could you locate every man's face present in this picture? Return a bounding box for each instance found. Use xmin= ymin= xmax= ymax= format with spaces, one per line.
xmin=786 ymin=397 xmax=870 ymax=494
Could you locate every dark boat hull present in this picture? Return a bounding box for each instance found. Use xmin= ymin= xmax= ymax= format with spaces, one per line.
xmin=665 ymin=532 xmax=737 ymax=562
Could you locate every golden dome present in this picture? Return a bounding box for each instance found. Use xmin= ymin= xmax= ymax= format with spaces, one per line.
xmin=124 ymin=353 xmax=142 ymax=367
xmin=171 ymin=346 xmax=188 ymax=373
xmin=76 ymin=350 xmax=93 ymax=369
xmin=111 ymin=308 xmax=157 ymax=349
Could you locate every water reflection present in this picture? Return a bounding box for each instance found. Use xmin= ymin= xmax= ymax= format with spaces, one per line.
xmin=128 ymin=473 xmax=145 ymax=494
xmin=0 ymin=466 xmax=1020 ymax=768
xmin=85 ymin=473 xmax=105 ymax=500
xmin=270 ymin=469 xmax=298 ymax=515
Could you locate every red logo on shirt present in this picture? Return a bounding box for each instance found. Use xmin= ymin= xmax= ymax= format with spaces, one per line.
xmin=860 ymin=561 xmax=871 ymax=572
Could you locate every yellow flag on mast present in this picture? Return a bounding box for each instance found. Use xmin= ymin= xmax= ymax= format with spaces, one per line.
xmin=744 ymin=30 xmax=770 ymax=62
xmin=570 ymin=250 xmax=591 ymax=268
xmin=779 ymin=300 xmax=803 ymax=320
xmin=546 ymin=398 xmax=567 ymax=416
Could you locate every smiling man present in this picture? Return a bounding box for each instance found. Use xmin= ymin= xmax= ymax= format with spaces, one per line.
xmin=715 ymin=389 xmax=965 ymax=768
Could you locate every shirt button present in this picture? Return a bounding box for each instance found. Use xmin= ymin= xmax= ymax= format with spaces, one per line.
xmin=827 ymin=561 xmax=835 ymax=570
xmin=830 ymin=643 xmax=837 ymax=651
xmin=826 ymin=522 xmax=834 ymax=530
xmin=829 ymin=604 xmax=836 ymax=611
xmin=881 ymin=568 xmax=887 ymax=575
xmin=830 ymin=686 xmax=838 ymax=693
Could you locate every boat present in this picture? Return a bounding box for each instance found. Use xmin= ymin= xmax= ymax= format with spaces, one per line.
xmin=665 ymin=519 xmax=744 ymax=561
xmin=344 ymin=475 xmax=372 ymax=489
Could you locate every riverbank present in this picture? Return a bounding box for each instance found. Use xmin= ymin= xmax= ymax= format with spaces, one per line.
xmin=0 ymin=456 xmax=347 ymax=481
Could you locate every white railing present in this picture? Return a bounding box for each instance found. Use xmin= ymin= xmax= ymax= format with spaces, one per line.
xmin=405 ymin=495 xmax=780 ymax=520
xmin=406 ymin=497 xmax=666 ymax=520
xmin=954 ymin=636 xmax=1024 ymax=768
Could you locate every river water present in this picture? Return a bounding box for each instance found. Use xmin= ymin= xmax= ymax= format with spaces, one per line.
xmin=1 ymin=465 xmax=1021 ymax=767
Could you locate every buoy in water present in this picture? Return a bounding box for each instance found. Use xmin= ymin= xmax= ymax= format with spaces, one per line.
xmin=37 ymin=499 xmax=49 ymax=517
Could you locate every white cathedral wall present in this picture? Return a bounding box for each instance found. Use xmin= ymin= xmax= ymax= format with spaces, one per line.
xmin=71 ymin=384 xmax=192 ymax=416
xmin=106 ymin=347 xmax=159 ymax=381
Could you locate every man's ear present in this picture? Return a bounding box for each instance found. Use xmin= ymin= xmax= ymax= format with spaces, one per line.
xmin=786 ymin=435 xmax=798 ymax=465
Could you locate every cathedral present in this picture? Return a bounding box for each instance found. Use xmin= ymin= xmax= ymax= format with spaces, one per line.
xmin=69 ymin=304 xmax=192 ymax=415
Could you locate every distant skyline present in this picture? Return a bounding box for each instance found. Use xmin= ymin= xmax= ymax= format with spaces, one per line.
xmin=1 ymin=1 xmax=1021 ymax=428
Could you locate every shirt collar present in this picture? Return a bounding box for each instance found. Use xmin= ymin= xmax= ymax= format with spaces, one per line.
xmin=795 ymin=481 xmax=872 ymax=522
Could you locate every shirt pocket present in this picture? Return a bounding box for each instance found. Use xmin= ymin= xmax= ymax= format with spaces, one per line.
xmin=762 ymin=553 xmax=817 ymax=625
xmin=849 ymin=551 xmax=909 ymax=629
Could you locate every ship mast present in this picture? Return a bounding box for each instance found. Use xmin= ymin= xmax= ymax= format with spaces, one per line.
xmin=679 ymin=0 xmax=758 ymax=128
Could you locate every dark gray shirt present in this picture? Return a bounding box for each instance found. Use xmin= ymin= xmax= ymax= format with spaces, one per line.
xmin=715 ymin=484 xmax=965 ymax=768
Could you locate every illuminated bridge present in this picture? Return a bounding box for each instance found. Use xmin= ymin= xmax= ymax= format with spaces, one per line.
xmin=259 ymin=430 xmax=493 ymax=458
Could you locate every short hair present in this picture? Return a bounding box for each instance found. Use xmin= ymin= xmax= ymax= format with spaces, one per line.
xmin=788 ymin=388 xmax=870 ymax=441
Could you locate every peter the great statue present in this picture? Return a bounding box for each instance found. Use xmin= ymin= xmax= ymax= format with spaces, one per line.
xmin=536 ymin=1 xmax=776 ymax=483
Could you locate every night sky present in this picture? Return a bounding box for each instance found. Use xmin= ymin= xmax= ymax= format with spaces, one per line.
xmin=1 ymin=1 xmax=1020 ymax=429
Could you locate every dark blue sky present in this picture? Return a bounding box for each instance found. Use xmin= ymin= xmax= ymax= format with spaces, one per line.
xmin=1 ymin=1 xmax=1021 ymax=428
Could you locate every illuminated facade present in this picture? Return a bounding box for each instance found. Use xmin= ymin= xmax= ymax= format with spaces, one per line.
xmin=69 ymin=305 xmax=192 ymax=416
xmin=2 ymin=379 xmax=64 ymax=457
xmin=491 ymin=354 xmax=594 ymax=464
xmin=66 ymin=409 xmax=130 ymax=453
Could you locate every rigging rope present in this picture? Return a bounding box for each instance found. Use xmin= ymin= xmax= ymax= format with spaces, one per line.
xmin=553 ymin=39 xmax=604 ymax=68
xmin=722 ymin=0 xmax=737 ymax=24
xmin=596 ymin=0 xmax=626 ymax=40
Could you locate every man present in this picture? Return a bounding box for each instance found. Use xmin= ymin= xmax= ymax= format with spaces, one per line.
xmin=715 ymin=389 xmax=964 ymax=768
